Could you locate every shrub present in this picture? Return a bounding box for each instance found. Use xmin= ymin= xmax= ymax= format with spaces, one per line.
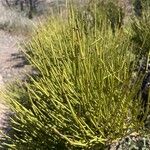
xmin=0 ymin=5 xmax=34 ymax=34
xmin=2 ymin=0 xmax=68 ymax=18
xmin=130 ymin=7 xmax=150 ymax=122
xmin=1 ymin=1 xmax=144 ymax=150
xmin=131 ymin=6 xmax=150 ymax=57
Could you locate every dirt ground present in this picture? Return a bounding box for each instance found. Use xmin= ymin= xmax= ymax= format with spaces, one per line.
xmin=0 ymin=30 xmax=30 ymax=138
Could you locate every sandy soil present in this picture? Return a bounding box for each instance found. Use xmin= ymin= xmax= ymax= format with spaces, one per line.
xmin=0 ymin=30 xmax=30 ymax=138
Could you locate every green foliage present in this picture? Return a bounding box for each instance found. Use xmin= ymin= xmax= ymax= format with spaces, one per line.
xmin=83 ymin=0 xmax=124 ymax=34
xmin=130 ymin=8 xmax=150 ymax=123
xmin=1 ymin=2 xmax=145 ymax=150
xmin=131 ymin=8 xmax=150 ymax=57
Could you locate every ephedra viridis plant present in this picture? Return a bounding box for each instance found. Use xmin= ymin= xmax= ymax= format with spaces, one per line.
xmin=1 ymin=1 xmax=146 ymax=149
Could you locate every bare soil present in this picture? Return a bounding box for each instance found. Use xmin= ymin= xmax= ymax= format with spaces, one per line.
xmin=0 ymin=30 xmax=30 ymax=138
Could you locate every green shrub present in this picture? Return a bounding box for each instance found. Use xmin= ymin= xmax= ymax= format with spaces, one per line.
xmin=129 ymin=7 xmax=150 ymax=123
xmin=1 ymin=2 xmax=144 ymax=150
xmin=131 ymin=7 xmax=150 ymax=57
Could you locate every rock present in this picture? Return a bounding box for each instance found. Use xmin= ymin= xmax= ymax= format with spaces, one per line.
xmin=109 ymin=134 xmax=150 ymax=150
